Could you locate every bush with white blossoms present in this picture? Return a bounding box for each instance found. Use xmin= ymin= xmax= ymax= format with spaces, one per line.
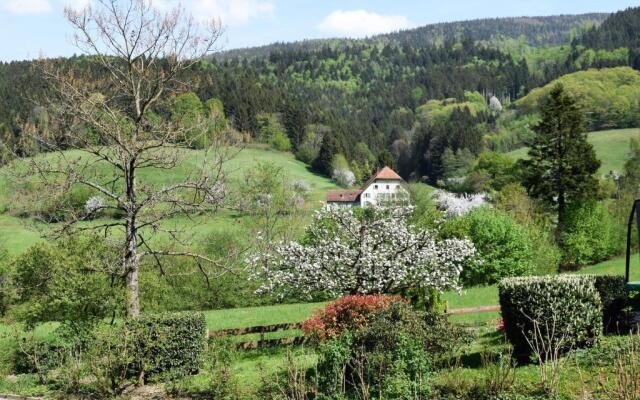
xmin=249 ymin=205 xmax=477 ymax=298
xmin=434 ymin=190 xmax=488 ymax=218
xmin=291 ymin=180 xmax=311 ymax=194
xmin=84 ymin=195 xmax=106 ymax=215
xmin=332 ymin=168 xmax=356 ymax=187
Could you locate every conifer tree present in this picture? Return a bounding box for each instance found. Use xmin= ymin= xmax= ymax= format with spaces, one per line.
xmin=521 ymin=84 xmax=600 ymax=233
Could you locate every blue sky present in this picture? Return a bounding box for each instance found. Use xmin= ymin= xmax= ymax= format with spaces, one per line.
xmin=0 ymin=0 xmax=638 ymax=62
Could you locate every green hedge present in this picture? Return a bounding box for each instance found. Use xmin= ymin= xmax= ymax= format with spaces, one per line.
xmin=125 ymin=311 xmax=207 ymax=381
xmin=13 ymin=338 xmax=70 ymax=375
xmin=498 ymin=275 xmax=602 ymax=361
xmin=590 ymin=275 xmax=628 ymax=333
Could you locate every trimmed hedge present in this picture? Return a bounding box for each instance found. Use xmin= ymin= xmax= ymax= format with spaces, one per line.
xmin=590 ymin=275 xmax=628 ymax=333
xmin=498 ymin=275 xmax=602 ymax=361
xmin=125 ymin=311 xmax=207 ymax=381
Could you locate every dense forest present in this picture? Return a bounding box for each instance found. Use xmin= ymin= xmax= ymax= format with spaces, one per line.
xmin=1 ymin=8 xmax=640 ymax=183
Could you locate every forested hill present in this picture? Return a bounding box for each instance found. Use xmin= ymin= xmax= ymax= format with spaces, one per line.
xmin=2 ymin=9 xmax=639 ymax=185
xmin=216 ymin=13 xmax=608 ymax=61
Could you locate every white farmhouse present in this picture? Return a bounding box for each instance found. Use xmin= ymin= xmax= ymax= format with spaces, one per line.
xmin=326 ymin=166 xmax=409 ymax=207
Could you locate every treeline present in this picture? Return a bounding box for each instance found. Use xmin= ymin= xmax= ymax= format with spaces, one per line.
xmin=217 ymin=13 xmax=608 ymax=60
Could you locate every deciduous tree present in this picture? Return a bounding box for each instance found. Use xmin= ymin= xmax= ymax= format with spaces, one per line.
xmin=17 ymin=0 xmax=227 ymax=317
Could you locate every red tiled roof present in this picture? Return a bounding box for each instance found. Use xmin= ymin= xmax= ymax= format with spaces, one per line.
xmin=326 ymin=190 xmax=362 ymax=202
xmin=374 ymin=166 xmax=403 ymax=181
xmin=361 ymin=166 xmax=404 ymax=191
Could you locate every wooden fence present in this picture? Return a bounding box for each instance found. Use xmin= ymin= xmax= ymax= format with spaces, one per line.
xmin=208 ymin=304 xmax=502 ymax=349
xmin=208 ymin=322 xmax=304 ymax=349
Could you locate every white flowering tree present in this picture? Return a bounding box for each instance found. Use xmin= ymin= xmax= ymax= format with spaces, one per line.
xmin=332 ymin=168 xmax=356 ymax=187
xmin=434 ymin=190 xmax=488 ymax=218
xmin=249 ymin=205 xmax=476 ymax=298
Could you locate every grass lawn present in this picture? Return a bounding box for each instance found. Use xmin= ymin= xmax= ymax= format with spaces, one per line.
xmin=507 ymin=128 xmax=640 ymax=175
xmin=205 ymin=302 xmax=325 ymax=331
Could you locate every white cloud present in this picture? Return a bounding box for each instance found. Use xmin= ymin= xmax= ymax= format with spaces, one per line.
xmin=3 ymin=0 xmax=52 ymax=14
xmin=190 ymin=0 xmax=274 ymax=25
xmin=318 ymin=9 xmax=412 ymax=37
xmin=64 ymin=0 xmax=91 ymax=11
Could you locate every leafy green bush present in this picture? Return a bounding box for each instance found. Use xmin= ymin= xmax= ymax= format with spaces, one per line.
xmin=561 ymin=201 xmax=621 ymax=268
xmin=455 ymin=207 xmax=536 ymax=285
xmin=590 ymin=275 xmax=628 ymax=333
xmin=125 ymin=311 xmax=207 ymax=382
xmin=498 ymin=275 xmax=602 ymax=361
xmin=13 ymin=337 xmax=70 ymax=376
xmin=316 ymin=302 xmax=432 ymax=399
xmin=10 ymin=238 xmax=123 ymax=335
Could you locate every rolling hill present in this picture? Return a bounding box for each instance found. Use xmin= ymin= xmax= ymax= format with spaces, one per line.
xmin=514 ymin=67 xmax=640 ymax=131
xmin=0 ymin=146 xmax=338 ymax=255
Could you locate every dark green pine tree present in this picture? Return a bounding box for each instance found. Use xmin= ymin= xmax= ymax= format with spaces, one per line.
xmin=521 ymin=84 xmax=601 ymax=232
xmin=312 ymin=134 xmax=340 ymax=176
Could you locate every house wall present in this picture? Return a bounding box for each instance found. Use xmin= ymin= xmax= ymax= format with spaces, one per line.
xmin=360 ymin=179 xmax=408 ymax=207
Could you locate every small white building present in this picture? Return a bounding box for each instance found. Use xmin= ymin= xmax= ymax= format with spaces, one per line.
xmin=326 ymin=166 xmax=409 ymax=207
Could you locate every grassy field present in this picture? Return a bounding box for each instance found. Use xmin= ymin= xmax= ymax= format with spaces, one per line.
xmin=0 ymin=146 xmax=338 ymax=255
xmin=507 ymin=128 xmax=640 ymax=175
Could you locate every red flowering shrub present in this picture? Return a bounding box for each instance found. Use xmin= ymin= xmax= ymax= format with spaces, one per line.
xmin=301 ymin=294 xmax=405 ymax=341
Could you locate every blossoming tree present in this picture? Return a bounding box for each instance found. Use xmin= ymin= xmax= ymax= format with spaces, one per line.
xmin=249 ymin=205 xmax=476 ymax=298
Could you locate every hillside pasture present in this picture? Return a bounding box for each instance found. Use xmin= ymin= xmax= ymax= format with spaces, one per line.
xmin=507 ymin=128 xmax=639 ymax=174
xmin=0 ymin=146 xmax=338 ymax=255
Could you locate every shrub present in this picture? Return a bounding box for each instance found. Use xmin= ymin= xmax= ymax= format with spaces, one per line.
xmin=301 ymin=294 xmax=404 ymax=341
xmin=458 ymin=207 xmax=536 ymax=285
xmin=590 ymin=275 xmax=628 ymax=333
xmin=498 ymin=275 xmax=602 ymax=362
xmin=316 ymin=302 xmax=431 ymax=399
xmin=270 ymin=129 xmax=292 ymax=152
xmin=125 ymin=311 xmax=207 ymax=382
xmin=13 ymin=337 xmax=70 ymax=377
xmin=560 ymin=201 xmax=621 ymax=268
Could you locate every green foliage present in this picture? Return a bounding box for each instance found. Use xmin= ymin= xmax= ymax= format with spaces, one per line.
xmin=560 ymin=201 xmax=621 ymax=268
xmin=0 ymin=246 xmax=11 ymax=316
xmin=520 ymin=84 xmax=601 ymax=226
xmin=12 ymin=336 xmax=70 ymax=377
xmin=590 ymin=275 xmax=628 ymax=333
xmin=470 ymin=152 xmax=518 ymax=192
xmin=270 ymin=130 xmax=292 ymax=152
xmin=10 ymin=238 xmax=123 ymax=334
xmin=125 ymin=311 xmax=207 ymax=382
xmin=256 ymin=113 xmax=291 ymax=152
xmin=316 ymin=302 xmax=432 ymax=399
xmin=205 ymin=98 xmax=227 ymax=135
xmin=417 ymin=92 xmax=489 ymax=127
xmin=498 ymin=275 xmax=602 ymax=361
xmin=516 ymin=67 xmax=640 ymax=131
xmin=313 ymin=134 xmax=341 ymax=175
xmin=454 ymin=207 xmax=536 ymax=285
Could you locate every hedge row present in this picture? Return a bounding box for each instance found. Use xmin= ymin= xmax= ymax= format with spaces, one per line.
xmin=125 ymin=311 xmax=208 ymax=381
xmin=12 ymin=311 xmax=208 ymax=382
xmin=499 ymin=275 xmax=602 ymax=361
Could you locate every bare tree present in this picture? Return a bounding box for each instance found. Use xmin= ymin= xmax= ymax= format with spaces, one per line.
xmin=15 ymin=0 xmax=229 ymax=317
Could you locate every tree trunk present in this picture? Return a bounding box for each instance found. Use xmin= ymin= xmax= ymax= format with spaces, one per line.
xmin=125 ymin=160 xmax=140 ymax=318
xmin=125 ymin=222 xmax=140 ymax=318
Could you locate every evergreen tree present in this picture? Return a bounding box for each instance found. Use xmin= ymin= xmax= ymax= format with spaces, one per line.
xmin=377 ymin=149 xmax=395 ymax=170
xmin=312 ymin=134 xmax=340 ymax=175
xmin=521 ymin=84 xmax=600 ymax=233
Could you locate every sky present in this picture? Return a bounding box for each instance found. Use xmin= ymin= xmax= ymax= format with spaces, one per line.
xmin=0 ymin=0 xmax=638 ymax=62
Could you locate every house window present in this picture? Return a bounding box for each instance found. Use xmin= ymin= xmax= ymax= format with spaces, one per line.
xmin=386 ymin=185 xmax=390 ymax=189
xmin=374 ymin=185 xmax=378 ymax=189
xmin=365 ymin=193 xmax=370 ymax=198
